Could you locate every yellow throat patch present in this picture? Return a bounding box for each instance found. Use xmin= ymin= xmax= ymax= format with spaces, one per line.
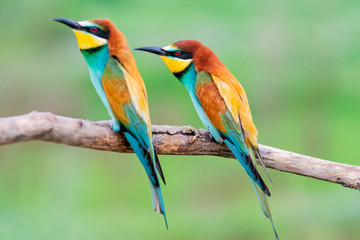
xmin=73 ymin=30 xmax=107 ymax=50
xmin=161 ymin=56 xmax=192 ymax=73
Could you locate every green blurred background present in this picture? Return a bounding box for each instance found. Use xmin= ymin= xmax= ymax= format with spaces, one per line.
xmin=0 ymin=0 xmax=359 ymax=239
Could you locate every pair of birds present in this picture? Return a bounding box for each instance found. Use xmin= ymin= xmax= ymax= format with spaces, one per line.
xmin=53 ymin=18 xmax=279 ymax=239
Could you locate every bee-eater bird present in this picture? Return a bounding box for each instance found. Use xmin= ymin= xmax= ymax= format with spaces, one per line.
xmin=135 ymin=40 xmax=278 ymax=238
xmin=53 ymin=18 xmax=167 ymax=228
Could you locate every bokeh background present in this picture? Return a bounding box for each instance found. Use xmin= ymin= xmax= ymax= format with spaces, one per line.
xmin=0 ymin=0 xmax=359 ymax=239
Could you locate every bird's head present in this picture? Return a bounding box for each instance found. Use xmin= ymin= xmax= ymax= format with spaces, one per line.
xmin=53 ymin=18 xmax=135 ymax=72
xmin=135 ymin=40 xmax=209 ymax=75
xmin=53 ymin=18 xmax=112 ymax=51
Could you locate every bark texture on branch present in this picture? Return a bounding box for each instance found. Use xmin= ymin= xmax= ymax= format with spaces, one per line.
xmin=0 ymin=111 xmax=359 ymax=190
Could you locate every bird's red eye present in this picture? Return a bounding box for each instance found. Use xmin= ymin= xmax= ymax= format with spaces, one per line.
xmin=90 ymin=27 xmax=98 ymax=33
xmin=175 ymin=51 xmax=181 ymax=56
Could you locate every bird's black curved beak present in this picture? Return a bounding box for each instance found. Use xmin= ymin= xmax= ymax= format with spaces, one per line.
xmin=134 ymin=46 xmax=167 ymax=56
xmin=52 ymin=17 xmax=82 ymax=30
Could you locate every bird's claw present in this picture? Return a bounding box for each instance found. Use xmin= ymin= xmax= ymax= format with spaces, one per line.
xmin=111 ymin=119 xmax=120 ymax=132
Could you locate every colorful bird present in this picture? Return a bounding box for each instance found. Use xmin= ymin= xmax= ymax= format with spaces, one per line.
xmin=135 ymin=40 xmax=278 ymax=238
xmin=53 ymin=18 xmax=167 ymax=228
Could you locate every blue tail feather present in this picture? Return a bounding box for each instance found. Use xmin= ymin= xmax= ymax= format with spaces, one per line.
xmin=124 ymin=132 xmax=158 ymax=186
xmin=248 ymin=177 xmax=279 ymax=240
xmin=123 ymin=131 xmax=167 ymax=228
xmin=223 ymin=139 xmax=270 ymax=195
xmin=149 ymin=178 xmax=168 ymax=229
xmin=224 ymin=139 xmax=278 ymax=239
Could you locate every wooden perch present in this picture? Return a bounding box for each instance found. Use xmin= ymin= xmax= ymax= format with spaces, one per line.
xmin=0 ymin=111 xmax=359 ymax=190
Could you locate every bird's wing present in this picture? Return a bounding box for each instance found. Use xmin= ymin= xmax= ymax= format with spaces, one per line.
xmin=211 ymin=72 xmax=273 ymax=182
xmin=195 ymin=71 xmax=269 ymax=195
xmin=101 ymin=56 xmax=165 ymax=185
xmin=211 ymin=72 xmax=258 ymax=147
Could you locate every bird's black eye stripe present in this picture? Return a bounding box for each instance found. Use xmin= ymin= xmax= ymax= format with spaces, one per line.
xmin=84 ymin=27 xmax=109 ymax=39
xmin=170 ymin=50 xmax=193 ymax=60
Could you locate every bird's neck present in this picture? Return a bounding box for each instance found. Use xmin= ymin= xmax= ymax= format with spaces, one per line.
xmin=80 ymin=44 xmax=111 ymax=113
xmin=80 ymin=44 xmax=110 ymax=75
xmin=174 ymin=62 xmax=197 ymax=91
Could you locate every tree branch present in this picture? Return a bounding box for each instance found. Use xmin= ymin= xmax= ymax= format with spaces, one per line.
xmin=0 ymin=111 xmax=359 ymax=190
